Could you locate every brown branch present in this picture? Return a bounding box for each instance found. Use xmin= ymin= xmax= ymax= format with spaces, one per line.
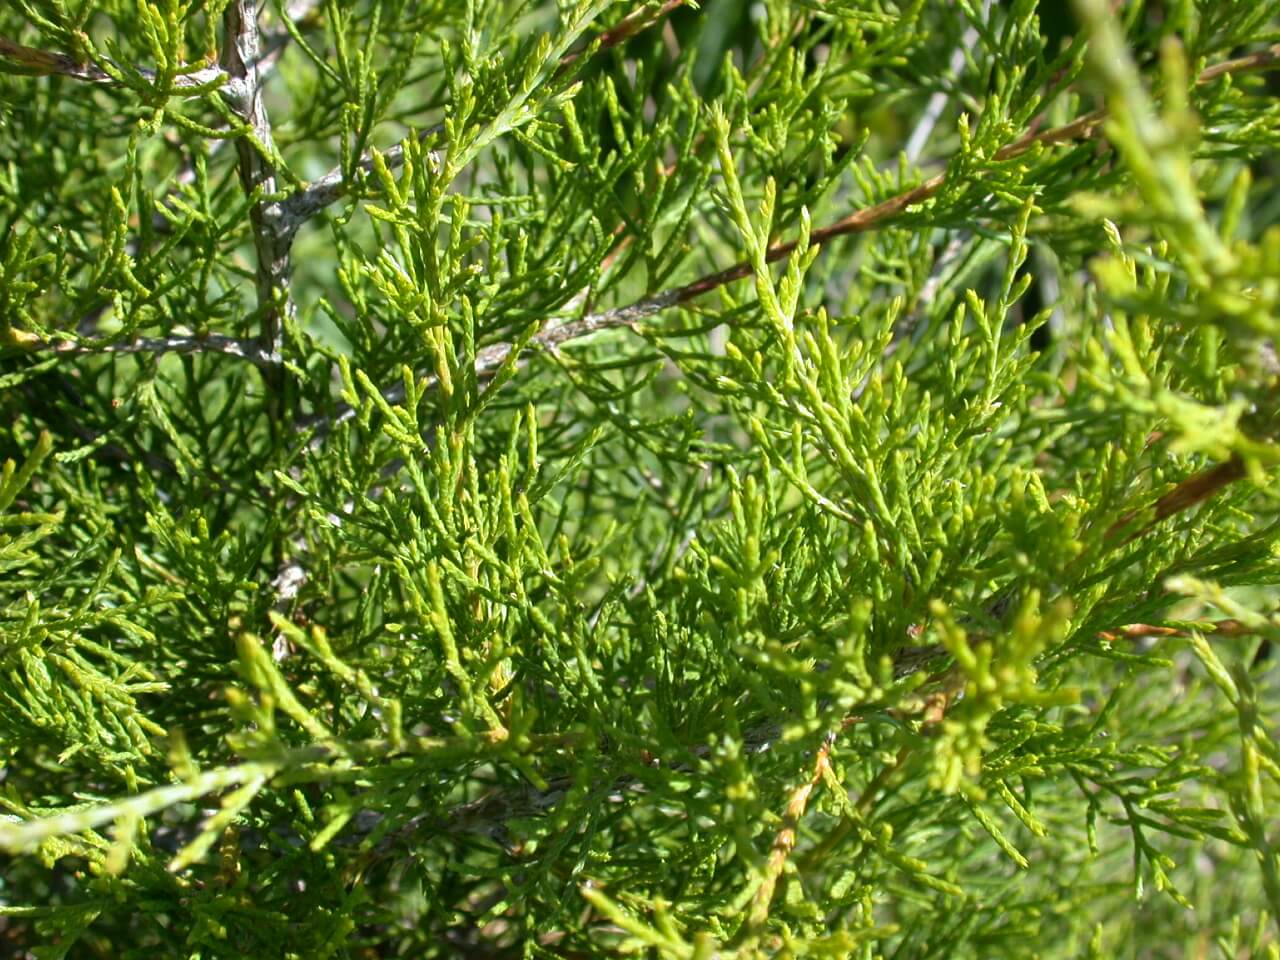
xmin=513 ymin=42 xmax=1280 ymax=353
xmin=1197 ymin=42 xmax=1280 ymax=83
xmin=1097 ymin=618 xmax=1257 ymax=643
xmin=1105 ymin=454 xmax=1246 ymax=543
xmin=748 ymin=732 xmax=835 ymax=930
xmin=557 ymin=0 xmax=689 ymax=71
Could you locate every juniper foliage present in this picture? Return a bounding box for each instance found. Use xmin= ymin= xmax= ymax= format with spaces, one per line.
xmin=1 ymin=0 xmax=1279 ymax=956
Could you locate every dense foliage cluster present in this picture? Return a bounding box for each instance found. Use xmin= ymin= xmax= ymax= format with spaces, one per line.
xmin=1 ymin=0 xmax=1279 ymax=956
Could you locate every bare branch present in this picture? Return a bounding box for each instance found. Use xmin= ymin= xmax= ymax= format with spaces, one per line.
xmin=222 ymin=1 xmax=294 ymax=392
xmin=278 ymin=129 xmax=444 ymax=232
xmin=1197 ymin=41 xmax=1280 ymax=83
xmin=118 ymin=1 xmax=323 ymax=253
xmin=10 ymin=333 xmax=281 ymax=366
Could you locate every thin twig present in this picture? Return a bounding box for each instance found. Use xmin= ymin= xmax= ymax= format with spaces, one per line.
xmin=10 ymin=333 xmax=281 ymax=366
xmin=1105 ymin=454 xmax=1246 ymax=543
xmin=1197 ymin=41 xmax=1280 ymax=83
xmin=0 ymin=35 xmax=235 ymax=95
xmin=1096 ymin=618 xmax=1258 ymax=643
xmin=0 ymin=0 xmax=320 ymax=93
xmin=277 ymin=127 xmax=445 ymax=231
xmin=557 ymin=0 xmax=688 ymax=71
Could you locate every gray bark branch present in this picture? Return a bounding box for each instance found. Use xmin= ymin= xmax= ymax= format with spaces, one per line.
xmin=14 ymin=333 xmax=281 ymax=366
xmin=221 ymin=1 xmax=294 ymax=396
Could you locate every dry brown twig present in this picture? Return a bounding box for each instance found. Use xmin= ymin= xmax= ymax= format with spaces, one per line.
xmin=748 ymin=732 xmax=836 ymax=931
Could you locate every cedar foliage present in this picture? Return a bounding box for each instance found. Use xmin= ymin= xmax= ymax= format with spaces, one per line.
xmin=1 ymin=0 xmax=1279 ymax=956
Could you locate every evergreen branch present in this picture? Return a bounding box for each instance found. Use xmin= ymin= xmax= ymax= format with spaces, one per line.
xmin=891 ymin=456 xmax=1261 ymax=694
xmin=583 ymin=41 xmax=1280 ymax=325
xmin=799 ymin=684 xmax=961 ymax=875
xmin=0 ymin=727 xmax=560 ymax=856
xmin=0 ymin=762 xmax=278 ymax=854
xmin=378 ymin=453 xmax=1246 ymax=861
xmin=350 ymin=584 xmax=1262 ymax=875
xmin=304 ymin=40 xmax=1280 ymax=440
xmin=366 ymin=664 xmax=963 ymax=879
xmin=278 ymin=0 xmax=688 ymax=227
xmin=111 ymin=7 xmax=320 ymax=259
xmin=7 ymin=1 xmax=1280 ymax=948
